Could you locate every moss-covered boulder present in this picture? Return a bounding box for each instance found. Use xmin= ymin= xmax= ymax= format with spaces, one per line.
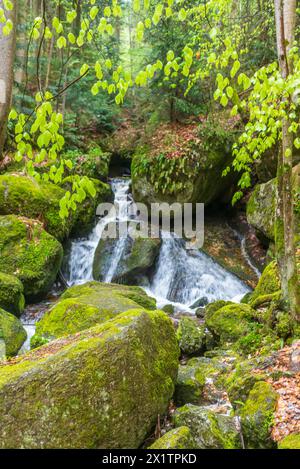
xmin=0 ymin=272 xmax=25 ymax=317
xmin=131 ymin=119 xmax=239 ymax=208
xmin=0 ymin=308 xmax=27 ymax=358
xmin=239 ymin=381 xmax=278 ymax=449
xmin=173 ymin=404 xmax=241 ymax=449
xmin=245 ymin=261 xmax=281 ymax=309
xmin=0 ymin=173 xmax=112 ymax=241
xmin=132 ymin=149 xmax=235 ymax=207
xmin=0 ymin=173 xmax=69 ymax=241
xmin=0 ymin=309 xmax=179 ymax=449
xmin=93 ymin=227 xmax=161 ymax=284
xmin=175 ymin=357 xmax=225 ymax=406
xmin=0 ymin=215 xmax=63 ymax=301
xmin=205 ymin=303 xmax=257 ymax=344
xmin=31 ymin=281 xmax=157 ymax=346
xmin=176 ymin=317 xmax=205 ymax=356
xmin=278 ymin=434 xmax=300 ymax=449
xmin=247 ymin=164 xmax=300 ymax=242
xmin=225 ymin=361 xmax=267 ymax=409
xmin=149 ymin=427 xmax=196 ymax=449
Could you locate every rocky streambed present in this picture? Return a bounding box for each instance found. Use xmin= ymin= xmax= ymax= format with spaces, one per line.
xmin=0 ymin=172 xmax=299 ymax=450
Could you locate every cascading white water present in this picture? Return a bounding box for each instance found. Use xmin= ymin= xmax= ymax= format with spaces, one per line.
xmin=68 ymin=178 xmax=133 ymax=285
xmin=148 ymin=234 xmax=250 ymax=311
xmin=66 ymin=177 xmax=251 ymax=311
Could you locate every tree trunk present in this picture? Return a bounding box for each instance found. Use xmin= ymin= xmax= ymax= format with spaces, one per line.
xmin=0 ymin=0 xmax=17 ymax=157
xmin=274 ymin=0 xmax=300 ymax=321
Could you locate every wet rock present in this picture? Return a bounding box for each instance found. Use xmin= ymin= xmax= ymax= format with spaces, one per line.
xmin=0 ymin=309 xmax=179 ymax=449
xmin=93 ymin=223 xmax=161 ymax=285
xmin=0 ymin=308 xmax=27 ymax=358
xmin=191 ymin=297 xmax=209 ymax=309
xmin=175 ymin=357 xmax=225 ymax=407
xmin=176 ymin=317 xmax=205 ymax=356
xmin=173 ymin=404 xmax=242 ymax=449
xmin=149 ymin=427 xmax=196 ymax=449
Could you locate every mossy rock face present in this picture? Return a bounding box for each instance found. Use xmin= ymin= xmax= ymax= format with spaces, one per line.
xmin=205 ymin=303 xmax=257 ymax=344
xmin=0 ymin=308 xmax=27 ymax=358
xmin=247 ymin=164 xmax=300 ymax=243
xmin=205 ymin=300 xmax=233 ymax=320
xmin=175 ymin=357 xmax=225 ymax=407
xmin=247 ymin=261 xmax=281 ymax=309
xmin=0 ymin=173 xmax=69 ymax=241
xmin=0 ymin=309 xmax=179 ymax=449
xmin=93 ymin=226 xmax=161 ymax=284
xmin=149 ymin=427 xmax=196 ymax=449
xmin=176 ymin=317 xmax=205 ymax=356
xmin=32 ymin=281 xmax=157 ymax=345
xmin=0 ymin=215 xmax=63 ymax=301
xmin=225 ymin=362 xmax=266 ymax=409
xmin=278 ymin=434 xmax=300 ymax=449
xmin=131 ymin=143 xmax=236 ymax=208
xmin=173 ymin=404 xmax=241 ymax=449
xmin=0 ymin=272 xmax=25 ymax=317
xmin=239 ymin=381 xmax=278 ymax=449
xmin=246 ymin=179 xmax=276 ymax=241
xmin=0 ymin=173 xmax=112 ymax=241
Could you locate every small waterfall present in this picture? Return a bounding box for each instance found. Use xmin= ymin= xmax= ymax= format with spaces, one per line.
xmin=66 ymin=177 xmax=251 ymax=311
xmin=148 ymin=233 xmax=250 ymax=311
xmin=68 ymin=178 xmax=132 ymax=285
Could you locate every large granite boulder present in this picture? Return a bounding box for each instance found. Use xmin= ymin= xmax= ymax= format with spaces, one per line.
xmin=31 ymin=281 xmax=157 ymax=347
xmin=0 ymin=215 xmax=63 ymax=301
xmin=0 ymin=309 xmax=179 ymax=449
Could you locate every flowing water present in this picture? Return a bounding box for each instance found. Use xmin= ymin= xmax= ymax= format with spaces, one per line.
xmin=66 ymin=178 xmax=251 ymax=312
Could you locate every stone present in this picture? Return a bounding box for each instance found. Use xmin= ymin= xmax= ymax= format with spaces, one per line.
xmin=0 ymin=215 xmax=63 ymax=301
xmin=176 ymin=317 xmax=205 ymax=356
xmin=149 ymin=427 xmax=196 ymax=449
xmin=173 ymin=404 xmax=241 ymax=449
xmin=239 ymin=381 xmax=278 ymax=449
xmin=31 ymin=281 xmax=157 ymax=346
xmin=0 ymin=309 xmax=179 ymax=449
xmin=0 ymin=308 xmax=27 ymax=358
xmin=0 ymin=272 xmax=25 ymax=317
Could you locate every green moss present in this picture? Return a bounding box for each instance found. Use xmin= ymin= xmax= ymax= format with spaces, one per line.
xmin=278 ymin=434 xmax=300 ymax=449
xmin=249 ymin=262 xmax=281 ymax=306
xmin=0 ymin=272 xmax=25 ymax=317
xmin=175 ymin=357 xmax=224 ymax=406
xmin=0 ymin=309 xmax=179 ymax=449
xmin=176 ymin=317 xmax=205 ymax=356
xmin=149 ymin=427 xmax=196 ymax=449
xmin=0 ymin=173 xmax=112 ymax=241
xmin=225 ymin=361 xmax=266 ymax=408
xmin=31 ymin=281 xmax=157 ymax=345
xmin=0 ymin=308 xmax=27 ymax=357
xmin=0 ymin=215 xmax=63 ymax=301
xmin=0 ymin=173 xmax=69 ymax=241
xmin=173 ymin=404 xmax=241 ymax=449
xmin=239 ymin=381 xmax=278 ymax=449
xmin=205 ymin=303 xmax=257 ymax=344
